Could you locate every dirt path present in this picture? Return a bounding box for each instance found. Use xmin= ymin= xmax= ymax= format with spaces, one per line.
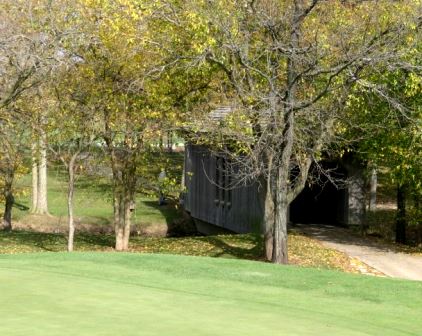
xmin=295 ymin=224 xmax=422 ymax=281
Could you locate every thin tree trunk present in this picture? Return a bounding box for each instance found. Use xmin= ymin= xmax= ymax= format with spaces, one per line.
xmin=67 ymin=154 xmax=78 ymax=252
xmin=122 ymin=195 xmax=132 ymax=251
xmin=103 ymin=114 xmax=127 ymax=251
xmin=114 ymin=193 xmax=125 ymax=251
xmin=122 ymin=160 xmax=136 ymax=251
xmin=181 ymin=156 xmax=186 ymax=190
xmin=3 ymin=183 xmax=14 ymax=231
xmin=31 ymin=143 xmax=38 ymax=212
xmin=264 ymin=189 xmax=275 ymax=261
xmin=109 ymin=159 xmax=126 ymax=251
xmin=396 ymin=184 xmax=407 ymax=244
xmin=167 ymin=131 xmax=173 ymax=152
xmin=120 ymin=151 xmax=137 ymax=251
xmin=262 ymin=170 xmax=275 ymax=261
xmin=369 ymin=168 xmax=377 ymax=211
xmin=272 ymin=169 xmax=289 ymax=264
xmin=35 ymin=129 xmax=48 ymax=214
xmin=260 ymin=153 xmax=275 ymax=261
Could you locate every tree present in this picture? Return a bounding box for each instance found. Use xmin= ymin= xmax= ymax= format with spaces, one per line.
xmin=0 ymin=116 xmax=29 ymax=230
xmin=0 ymin=0 xmax=71 ymax=110
xmin=346 ymin=55 xmax=422 ymax=244
xmin=48 ymin=74 xmax=98 ymax=252
xmin=26 ymin=91 xmax=51 ymax=215
xmin=1 ymin=0 xmax=79 ymax=217
xmin=181 ymin=0 xmax=420 ymax=263
xmin=63 ymin=0 xmax=188 ymax=251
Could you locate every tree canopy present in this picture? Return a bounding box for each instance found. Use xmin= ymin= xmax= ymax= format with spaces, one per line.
xmin=0 ymin=0 xmax=420 ymax=258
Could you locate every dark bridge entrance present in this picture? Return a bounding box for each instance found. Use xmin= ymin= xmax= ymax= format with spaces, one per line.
xmin=290 ymin=166 xmax=348 ymax=225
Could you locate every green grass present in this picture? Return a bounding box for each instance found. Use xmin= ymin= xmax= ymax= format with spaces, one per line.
xmin=0 ymin=230 xmax=363 ymax=272
xmin=12 ymin=169 xmax=180 ymax=233
xmin=0 ymin=253 xmax=421 ymax=335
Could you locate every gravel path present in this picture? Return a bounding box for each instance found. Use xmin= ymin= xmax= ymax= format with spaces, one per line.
xmin=295 ymin=224 xmax=422 ymax=281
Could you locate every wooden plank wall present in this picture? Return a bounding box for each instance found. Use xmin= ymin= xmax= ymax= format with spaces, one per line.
xmin=185 ymin=145 xmax=366 ymax=231
xmin=184 ymin=144 xmax=264 ymax=233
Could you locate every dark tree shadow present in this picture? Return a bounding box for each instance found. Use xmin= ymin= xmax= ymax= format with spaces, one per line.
xmin=1 ymin=231 xmax=63 ymax=252
xmin=1 ymin=230 xmax=116 ymax=251
xmin=13 ymin=202 xmax=30 ymax=211
xmin=142 ymin=199 xmax=197 ymax=237
xmin=76 ymin=233 xmax=115 ymax=247
xmin=202 ymin=234 xmax=264 ymax=260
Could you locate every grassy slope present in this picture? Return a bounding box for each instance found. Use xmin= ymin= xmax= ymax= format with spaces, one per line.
xmin=12 ymin=171 xmax=179 ymax=232
xmin=0 ymin=230 xmax=365 ymax=273
xmin=0 ymin=253 xmax=421 ymax=336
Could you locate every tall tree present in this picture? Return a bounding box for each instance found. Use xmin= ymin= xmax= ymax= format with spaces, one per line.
xmin=0 ymin=0 xmax=71 ymax=110
xmin=181 ymin=0 xmax=420 ymax=263
xmin=347 ymin=57 xmax=422 ymax=244
xmin=65 ymin=0 xmax=186 ymax=250
xmin=48 ymin=73 xmax=98 ymax=251
xmin=0 ymin=116 xmax=29 ymax=230
xmin=30 ymin=95 xmax=50 ymax=215
xmin=1 ymin=0 xmax=77 ymax=217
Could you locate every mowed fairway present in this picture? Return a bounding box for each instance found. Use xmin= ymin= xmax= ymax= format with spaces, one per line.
xmin=0 ymin=253 xmax=421 ymax=336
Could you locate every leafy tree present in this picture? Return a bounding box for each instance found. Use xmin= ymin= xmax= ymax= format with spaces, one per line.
xmin=180 ymin=0 xmax=420 ymax=263
xmin=61 ymin=0 xmax=192 ymax=250
xmin=24 ymin=90 xmax=51 ymax=215
xmin=0 ymin=0 xmax=72 ymax=110
xmin=48 ymin=71 xmax=99 ymax=252
xmin=1 ymin=0 xmax=81 ymax=217
xmin=0 ymin=117 xmax=29 ymax=230
xmin=346 ymin=50 xmax=422 ymax=243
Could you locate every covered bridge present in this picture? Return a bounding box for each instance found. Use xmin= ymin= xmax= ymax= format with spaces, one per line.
xmin=183 ymin=144 xmax=366 ymax=235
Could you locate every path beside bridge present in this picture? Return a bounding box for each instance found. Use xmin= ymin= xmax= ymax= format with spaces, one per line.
xmin=296 ymin=224 xmax=422 ymax=281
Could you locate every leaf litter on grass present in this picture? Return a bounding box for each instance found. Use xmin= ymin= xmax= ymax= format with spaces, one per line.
xmin=0 ymin=229 xmax=381 ymax=275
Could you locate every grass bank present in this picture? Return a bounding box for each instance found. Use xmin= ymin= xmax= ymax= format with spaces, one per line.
xmin=0 ymin=229 xmax=376 ymax=274
xmin=0 ymin=253 xmax=420 ymax=336
xmin=12 ymin=169 xmax=181 ymax=235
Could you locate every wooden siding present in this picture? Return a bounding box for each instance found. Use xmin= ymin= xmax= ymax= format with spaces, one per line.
xmin=184 ymin=144 xmax=365 ymax=233
xmin=184 ymin=145 xmax=264 ymax=233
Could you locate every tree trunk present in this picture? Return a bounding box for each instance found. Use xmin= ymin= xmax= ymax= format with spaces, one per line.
xmin=108 ymin=152 xmax=126 ymax=251
xmin=369 ymin=168 xmax=377 ymax=211
xmin=396 ymin=184 xmax=407 ymax=244
xmin=263 ymin=178 xmax=274 ymax=261
xmin=104 ymin=124 xmax=137 ymax=252
xmin=167 ymin=131 xmax=173 ymax=152
xmin=121 ymin=152 xmax=137 ymax=251
xmin=122 ymin=195 xmax=132 ymax=251
xmin=267 ymin=7 xmax=299 ymax=264
xmin=114 ymin=193 xmax=125 ymax=251
xmin=67 ymin=155 xmax=78 ymax=252
xmin=3 ymin=183 xmax=14 ymax=231
xmin=35 ymin=130 xmax=49 ymax=214
xmin=31 ymin=143 xmax=38 ymax=211
xmin=272 ymin=173 xmax=289 ymax=264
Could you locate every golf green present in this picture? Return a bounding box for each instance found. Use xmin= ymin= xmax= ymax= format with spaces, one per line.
xmin=0 ymin=253 xmax=421 ymax=335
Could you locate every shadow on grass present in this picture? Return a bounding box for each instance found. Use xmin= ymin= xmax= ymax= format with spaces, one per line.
xmin=13 ymin=202 xmax=30 ymax=211
xmin=142 ymin=200 xmax=195 ymax=237
xmin=0 ymin=230 xmax=116 ymax=252
xmin=75 ymin=178 xmax=113 ymax=196
xmin=76 ymin=233 xmax=115 ymax=248
xmin=76 ymin=216 xmax=112 ymax=228
xmin=0 ymin=231 xmax=65 ymax=252
xmin=202 ymin=234 xmax=264 ymax=260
